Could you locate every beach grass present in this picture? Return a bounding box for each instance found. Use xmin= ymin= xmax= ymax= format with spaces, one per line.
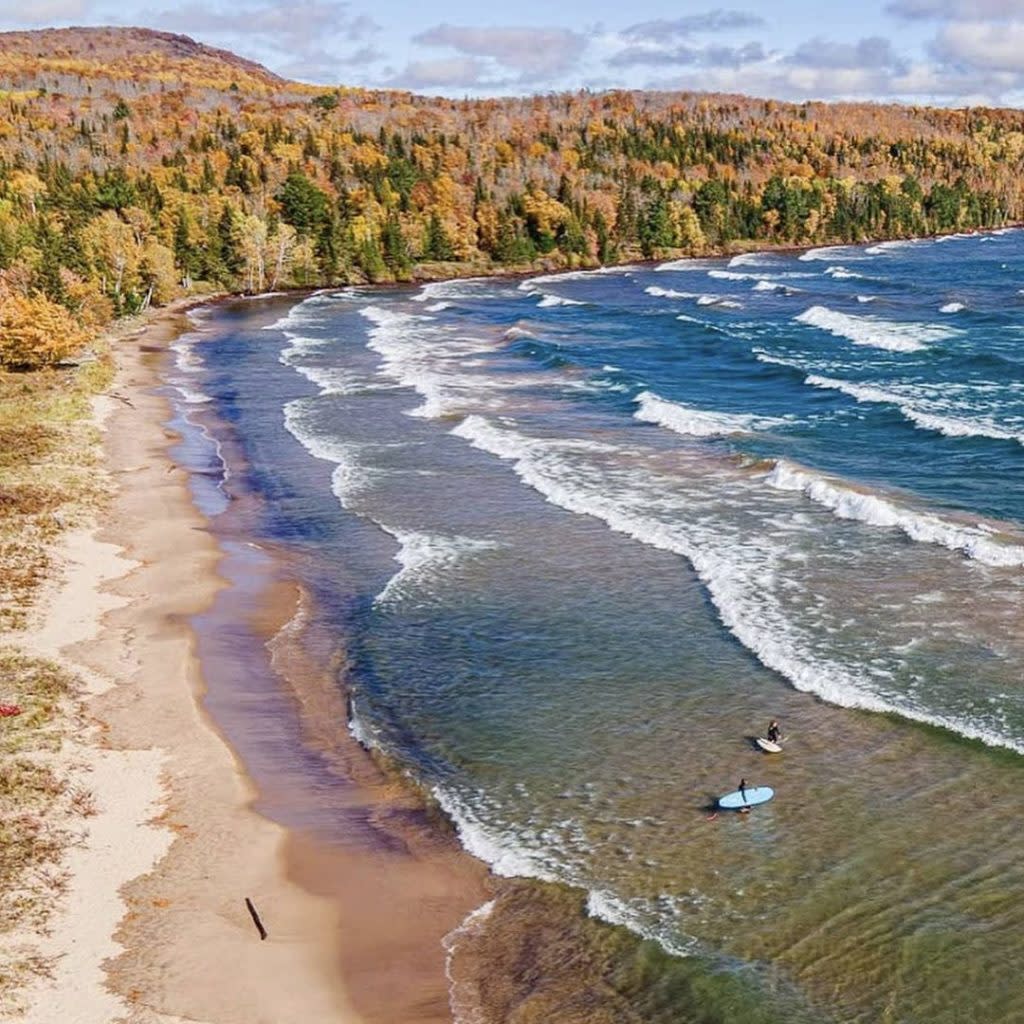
xmin=0 ymin=353 xmax=114 ymax=633
xmin=0 ymin=349 xmax=113 ymax=1008
xmin=0 ymin=650 xmax=91 ymax=1008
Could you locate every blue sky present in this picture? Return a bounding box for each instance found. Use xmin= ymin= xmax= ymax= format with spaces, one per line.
xmin=3 ymin=0 xmax=1024 ymax=105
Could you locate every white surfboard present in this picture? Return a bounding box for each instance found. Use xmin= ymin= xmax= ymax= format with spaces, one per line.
xmin=755 ymin=737 xmax=783 ymax=753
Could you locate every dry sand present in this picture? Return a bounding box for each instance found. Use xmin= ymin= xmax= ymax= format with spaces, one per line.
xmin=7 ymin=302 xmax=493 ymax=1024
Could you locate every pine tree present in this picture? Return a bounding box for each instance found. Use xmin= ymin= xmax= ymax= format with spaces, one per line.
xmin=424 ymin=212 xmax=454 ymax=261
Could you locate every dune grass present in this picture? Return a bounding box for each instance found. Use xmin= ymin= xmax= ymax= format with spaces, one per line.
xmin=0 ymin=354 xmax=114 ymax=633
xmin=0 ymin=351 xmax=114 ymax=1008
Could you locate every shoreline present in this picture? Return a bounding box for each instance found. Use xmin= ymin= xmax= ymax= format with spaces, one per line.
xmin=185 ymin=220 xmax=1024 ymax=303
xmin=8 ymin=297 xmax=497 ymax=1023
xmin=5 ymin=305 xmax=363 ymax=1022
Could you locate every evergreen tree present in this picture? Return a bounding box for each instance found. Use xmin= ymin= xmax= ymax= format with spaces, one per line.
xmin=424 ymin=212 xmax=454 ymax=260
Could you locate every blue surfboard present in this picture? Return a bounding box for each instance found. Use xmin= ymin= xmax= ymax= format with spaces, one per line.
xmin=718 ymin=786 xmax=774 ymax=809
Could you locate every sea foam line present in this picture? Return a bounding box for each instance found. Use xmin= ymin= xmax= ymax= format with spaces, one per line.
xmin=374 ymin=528 xmax=500 ymax=607
xmin=796 ymin=305 xmax=958 ymax=353
xmin=805 ymin=375 xmax=1024 ymax=445
xmin=765 ymin=460 xmax=1024 ymax=567
xmin=635 ymin=391 xmax=784 ymax=437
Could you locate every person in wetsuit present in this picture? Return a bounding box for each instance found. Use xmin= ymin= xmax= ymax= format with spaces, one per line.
xmin=767 ymin=720 xmax=782 ymax=744
xmin=738 ymin=777 xmax=749 ymax=804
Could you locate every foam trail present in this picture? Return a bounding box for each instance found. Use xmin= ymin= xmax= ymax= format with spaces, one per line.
xmin=374 ymin=528 xmax=499 ymax=607
xmin=799 ymin=245 xmax=870 ymax=262
xmin=805 ymin=374 xmax=1024 ymax=445
xmin=824 ymin=266 xmax=865 ymax=280
xmin=940 ymin=302 xmax=965 ymax=313
xmin=519 ymin=266 xmax=634 ymax=292
xmin=443 ymin=901 xmax=498 ymax=1024
xmin=413 ymin=277 xmax=492 ymax=303
xmin=282 ymin=400 xmax=378 ymax=507
xmin=645 ymin=285 xmax=699 ymax=299
xmin=451 ymin=415 xmax=1024 ymax=754
xmin=796 ymin=305 xmax=958 ymax=353
xmin=765 ymin=460 xmax=1024 ymax=567
xmin=361 ymin=305 xmax=500 ymax=419
xmin=586 ymin=890 xmax=694 ymax=959
xmin=635 ymin=391 xmax=783 ymax=437
xmin=728 ymin=251 xmax=773 ymax=267
xmin=538 ymin=294 xmax=585 ymax=307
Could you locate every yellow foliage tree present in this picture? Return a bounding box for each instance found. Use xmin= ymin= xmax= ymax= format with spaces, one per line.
xmin=0 ymin=283 xmax=88 ymax=369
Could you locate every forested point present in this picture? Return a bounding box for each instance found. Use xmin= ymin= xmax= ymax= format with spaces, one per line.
xmin=1 ymin=26 xmax=1021 ymax=367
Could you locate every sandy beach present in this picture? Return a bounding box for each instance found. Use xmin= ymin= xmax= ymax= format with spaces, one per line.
xmin=3 ymin=304 xmax=490 ymax=1023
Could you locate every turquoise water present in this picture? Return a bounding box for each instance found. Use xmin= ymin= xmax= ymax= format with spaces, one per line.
xmin=170 ymin=232 xmax=1024 ymax=1022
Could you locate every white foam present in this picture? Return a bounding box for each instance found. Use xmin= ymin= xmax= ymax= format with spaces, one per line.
xmin=442 ymin=900 xmax=497 ymax=1024
xmin=753 ymin=279 xmax=784 ymax=292
xmin=170 ymin=339 xmax=205 ymax=374
xmin=519 ymin=266 xmax=633 ymax=291
xmin=856 ymin=295 xmax=876 ymax=304
xmin=413 ymin=277 xmax=492 ymax=302
xmin=653 ymin=258 xmax=710 ymax=272
xmin=940 ymin=302 xmax=965 ymax=313
xmin=708 ymin=269 xmax=756 ymax=281
xmin=728 ymin=251 xmax=772 ymax=267
xmin=503 ymin=326 xmax=536 ymax=341
xmin=361 ymin=305 xmax=504 ymax=419
xmin=824 ymin=266 xmax=865 ymax=280
xmin=374 ymin=528 xmax=499 ymax=607
xmin=635 ymin=391 xmax=782 ymax=437
xmin=450 ymin=414 xmax=1024 ymax=755
xmin=645 ymin=285 xmax=699 ymax=300
xmin=765 ymin=460 xmax=1024 ymax=567
xmin=586 ymin=890 xmax=694 ymax=959
xmin=431 ymin=783 xmax=561 ymax=881
xmin=805 ymin=375 xmax=1024 ymax=445
xmin=171 ymin=383 xmax=213 ymax=405
xmin=864 ymin=239 xmax=917 ymax=255
xmin=290 ymin=364 xmax=375 ymax=396
xmin=799 ymin=245 xmax=870 ymax=262
xmin=796 ymin=305 xmax=957 ymax=353
xmin=282 ymin=400 xmax=378 ymax=507
xmin=537 ymin=293 xmax=585 ymax=307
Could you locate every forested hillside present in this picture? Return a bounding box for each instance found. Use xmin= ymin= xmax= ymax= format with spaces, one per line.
xmin=2 ymin=26 xmax=1024 ymax=366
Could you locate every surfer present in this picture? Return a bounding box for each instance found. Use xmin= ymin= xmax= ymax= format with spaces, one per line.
xmin=738 ymin=777 xmax=749 ymax=805
xmin=767 ymin=720 xmax=782 ymax=744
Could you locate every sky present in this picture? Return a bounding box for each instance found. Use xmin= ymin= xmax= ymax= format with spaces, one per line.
xmin=4 ymin=0 xmax=1024 ymax=106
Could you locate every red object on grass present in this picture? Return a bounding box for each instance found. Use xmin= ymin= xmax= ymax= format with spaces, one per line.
xmin=0 ymin=704 xmax=22 ymax=717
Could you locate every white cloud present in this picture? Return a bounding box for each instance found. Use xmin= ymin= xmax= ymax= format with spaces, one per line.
xmin=789 ymin=36 xmax=907 ymax=72
xmin=412 ymin=23 xmax=587 ymax=78
xmin=622 ymin=9 xmax=764 ymax=43
xmin=389 ymin=56 xmax=491 ymax=89
xmin=642 ymin=56 xmax=1020 ymax=105
xmin=147 ymin=1 xmax=378 ymax=56
xmin=932 ymin=19 xmax=1024 ymax=71
xmin=609 ymin=41 xmax=766 ymax=68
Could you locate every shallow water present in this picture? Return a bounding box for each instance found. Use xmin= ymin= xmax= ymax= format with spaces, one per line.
xmin=170 ymin=232 xmax=1024 ymax=1021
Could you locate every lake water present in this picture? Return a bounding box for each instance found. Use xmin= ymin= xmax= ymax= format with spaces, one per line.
xmin=169 ymin=231 xmax=1024 ymax=1022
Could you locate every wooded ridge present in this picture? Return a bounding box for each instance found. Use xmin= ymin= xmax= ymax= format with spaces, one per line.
xmin=2 ymin=26 xmax=1022 ymax=366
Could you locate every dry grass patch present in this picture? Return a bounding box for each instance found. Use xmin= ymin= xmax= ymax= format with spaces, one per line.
xmin=0 ymin=347 xmax=113 ymax=1008
xmin=0 ymin=355 xmax=114 ymax=632
xmin=0 ymin=650 xmax=90 ymax=1009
